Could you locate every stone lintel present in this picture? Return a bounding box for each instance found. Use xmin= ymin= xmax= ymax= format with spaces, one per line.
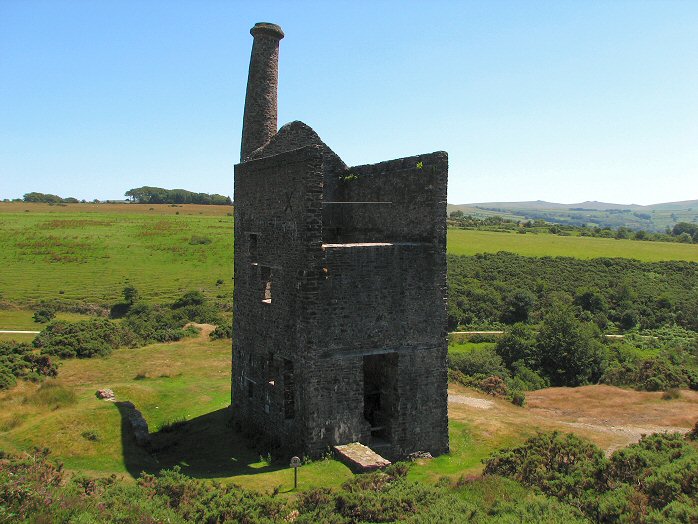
xmin=334 ymin=442 xmax=391 ymax=472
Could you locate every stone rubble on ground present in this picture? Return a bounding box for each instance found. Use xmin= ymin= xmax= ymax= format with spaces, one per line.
xmin=120 ymin=401 xmax=151 ymax=448
xmin=96 ymin=388 xmax=115 ymax=401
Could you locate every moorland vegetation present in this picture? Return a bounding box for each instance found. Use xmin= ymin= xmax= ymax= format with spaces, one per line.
xmin=1 ymin=202 xmax=698 ymax=522
xmin=0 ymin=288 xmax=222 ymax=388
xmin=3 ymin=428 xmax=697 ymax=523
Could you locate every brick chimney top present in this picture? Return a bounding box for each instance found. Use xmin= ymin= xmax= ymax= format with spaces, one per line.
xmin=250 ymin=23 xmax=284 ymax=40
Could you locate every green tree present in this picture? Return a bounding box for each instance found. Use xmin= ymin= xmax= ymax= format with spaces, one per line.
xmin=123 ymin=285 xmax=140 ymax=305
xmin=502 ymin=289 xmax=535 ymax=323
xmin=537 ymin=304 xmax=606 ymax=386
xmin=574 ymin=287 xmax=606 ymax=314
xmin=496 ymin=323 xmax=539 ymax=369
xmin=619 ymin=309 xmax=639 ymax=330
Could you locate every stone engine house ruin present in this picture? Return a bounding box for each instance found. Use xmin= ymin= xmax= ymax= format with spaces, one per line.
xmin=232 ymin=22 xmax=449 ymax=459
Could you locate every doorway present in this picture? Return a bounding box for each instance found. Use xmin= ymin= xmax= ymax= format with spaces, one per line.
xmin=363 ymin=353 xmax=398 ymax=443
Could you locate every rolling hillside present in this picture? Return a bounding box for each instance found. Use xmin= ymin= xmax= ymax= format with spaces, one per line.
xmin=448 ymin=199 xmax=698 ymax=231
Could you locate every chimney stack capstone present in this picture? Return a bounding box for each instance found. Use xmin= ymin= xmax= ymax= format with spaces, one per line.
xmin=240 ymin=22 xmax=284 ymax=162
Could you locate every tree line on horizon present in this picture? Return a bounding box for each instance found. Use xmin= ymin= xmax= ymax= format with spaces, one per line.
xmin=12 ymin=188 xmax=233 ymax=206
xmin=449 ymin=211 xmax=698 ymax=244
xmin=125 ymin=186 xmax=232 ymax=205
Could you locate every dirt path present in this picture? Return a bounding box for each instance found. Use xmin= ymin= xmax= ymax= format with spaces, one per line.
xmin=448 ymin=384 xmax=698 ymax=454
xmin=0 ymin=330 xmax=40 ymax=334
xmin=448 ymin=394 xmax=495 ymax=409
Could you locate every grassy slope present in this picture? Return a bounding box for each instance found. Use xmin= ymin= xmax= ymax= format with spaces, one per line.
xmin=0 ymin=334 xmax=560 ymax=489
xmin=2 ymin=203 xmax=698 ymax=308
xmin=0 ymin=309 xmax=92 ymax=330
xmin=4 ymin=335 xmax=694 ymax=492
xmin=448 ymin=201 xmax=698 ymax=231
xmin=448 ymin=229 xmax=698 ymax=262
xmin=0 ymin=203 xmax=234 ymax=304
xmin=0 ymin=335 xmax=352 ymax=492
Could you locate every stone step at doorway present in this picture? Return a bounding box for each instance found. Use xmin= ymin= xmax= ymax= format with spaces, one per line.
xmin=333 ymin=442 xmax=391 ymax=473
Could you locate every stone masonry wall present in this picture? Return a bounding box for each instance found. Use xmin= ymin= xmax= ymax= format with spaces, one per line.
xmin=232 ymin=145 xmax=324 ymax=450
xmin=323 ymin=151 xmax=448 ymax=244
xmin=234 ymin=145 xmax=449 ymax=458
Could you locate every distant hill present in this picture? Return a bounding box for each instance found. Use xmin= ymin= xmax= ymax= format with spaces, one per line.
xmin=447 ymin=199 xmax=698 ymax=232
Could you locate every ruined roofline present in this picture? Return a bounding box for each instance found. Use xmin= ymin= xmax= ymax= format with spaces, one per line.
xmin=246 ymin=120 xmax=347 ymax=171
xmin=346 ymin=150 xmax=448 ymax=174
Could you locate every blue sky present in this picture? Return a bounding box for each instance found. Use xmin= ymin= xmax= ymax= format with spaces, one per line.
xmin=1 ymin=0 xmax=697 ymax=205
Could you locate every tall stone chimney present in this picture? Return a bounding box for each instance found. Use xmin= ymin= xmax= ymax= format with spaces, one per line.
xmin=240 ymin=22 xmax=284 ymax=162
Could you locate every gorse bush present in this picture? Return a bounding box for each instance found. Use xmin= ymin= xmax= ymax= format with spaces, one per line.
xmin=33 ymin=318 xmax=137 ymax=358
xmin=210 ymin=320 xmax=232 ymax=340
xmin=29 ymin=288 xmax=224 ymax=371
xmin=449 ymin=309 xmax=698 ymax=392
xmin=0 ymin=451 xmax=595 ymax=523
xmin=0 ymin=341 xmax=57 ymax=390
xmin=484 ymin=431 xmax=698 ymax=522
xmin=448 ymin=346 xmax=508 ymax=379
xmin=32 ymin=306 xmax=55 ymax=323
xmin=448 ymin=253 xmax=698 ymax=332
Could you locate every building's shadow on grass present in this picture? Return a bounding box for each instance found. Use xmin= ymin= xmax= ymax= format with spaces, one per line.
xmin=115 ymin=402 xmax=284 ymax=479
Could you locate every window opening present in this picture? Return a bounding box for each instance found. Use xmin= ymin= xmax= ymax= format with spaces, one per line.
xmin=261 ymin=266 xmax=272 ymax=303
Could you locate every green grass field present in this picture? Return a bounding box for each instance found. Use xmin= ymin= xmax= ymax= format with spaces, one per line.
xmin=0 ymin=309 xmax=92 ymax=330
xmin=0 ymin=203 xmax=234 ymax=305
xmin=2 ymin=203 xmax=697 ymax=310
xmin=0 ymin=334 xmax=352 ymax=491
xmin=448 ymin=229 xmax=698 ymax=261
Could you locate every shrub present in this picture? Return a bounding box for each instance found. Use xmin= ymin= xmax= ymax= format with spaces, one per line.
xmin=34 ymin=319 xmax=137 ymax=358
xmin=634 ymin=358 xmax=687 ymax=391
xmin=169 ymin=290 xmax=222 ymax=325
xmin=484 ymin=431 xmax=610 ymax=516
xmin=479 ymin=376 xmax=509 ymax=397
xmin=172 ymin=290 xmax=205 ymax=308
xmin=81 ymin=430 xmax=100 ymax=441
xmin=661 ymin=388 xmax=681 ymax=400
xmin=0 ymin=341 xmax=58 ymax=389
xmin=448 ymin=346 xmax=509 ymax=378
xmin=644 ymin=455 xmax=698 ymax=509
xmin=495 ymin=323 xmax=538 ymax=369
xmin=0 ymin=366 xmax=17 ymax=390
xmin=688 ymin=421 xmax=698 ymax=441
xmin=210 ymin=321 xmax=232 ymax=340
xmin=123 ymin=303 xmax=188 ymax=343
xmin=511 ymin=390 xmax=526 ymax=406
xmin=189 ymin=235 xmax=212 ymax=245
xmin=33 ymin=307 xmax=55 ymax=323
xmin=510 ymin=360 xmax=549 ymax=390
